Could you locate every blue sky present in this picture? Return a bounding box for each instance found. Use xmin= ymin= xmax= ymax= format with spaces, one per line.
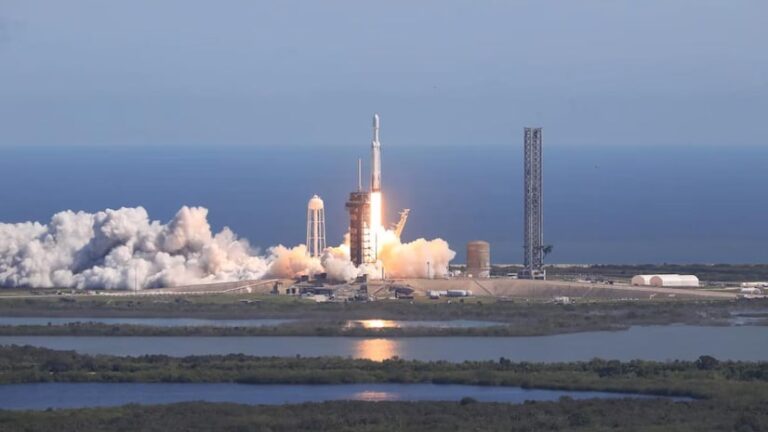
xmin=1 ymin=1 xmax=766 ymax=148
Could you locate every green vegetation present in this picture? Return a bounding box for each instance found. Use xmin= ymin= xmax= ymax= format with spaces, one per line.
xmin=2 ymin=399 xmax=767 ymax=432
xmin=0 ymin=322 xmax=625 ymax=337
xmin=0 ymin=346 xmax=767 ymax=431
xmin=1 ymin=293 xmax=765 ymax=321
xmin=1 ymin=346 xmax=768 ymax=400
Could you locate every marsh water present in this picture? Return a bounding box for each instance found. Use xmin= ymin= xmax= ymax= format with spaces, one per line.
xmin=0 ymin=317 xmax=295 ymax=327
xmin=0 ymin=383 xmax=689 ymax=410
xmin=1 ymin=325 xmax=766 ymax=361
xmin=0 ymin=317 xmax=501 ymax=329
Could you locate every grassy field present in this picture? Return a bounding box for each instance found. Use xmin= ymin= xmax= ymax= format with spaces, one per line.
xmin=0 ymin=346 xmax=766 ymax=431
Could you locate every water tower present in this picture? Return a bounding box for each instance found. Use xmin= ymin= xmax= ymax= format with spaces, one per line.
xmin=306 ymin=195 xmax=326 ymax=258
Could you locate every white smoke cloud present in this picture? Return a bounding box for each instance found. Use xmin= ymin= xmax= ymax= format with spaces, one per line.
xmin=0 ymin=206 xmax=455 ymax=289
xmin=376 ymin=229 xmax=456 ymax=279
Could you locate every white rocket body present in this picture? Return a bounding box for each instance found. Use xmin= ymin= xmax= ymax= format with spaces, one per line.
xmin=371 ymin=113 xmax=381 ymax=192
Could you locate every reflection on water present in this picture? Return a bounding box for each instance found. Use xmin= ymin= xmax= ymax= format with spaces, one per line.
xmin=345 ymin=319 xmax=503 ymax=329
xmin=353 ymin=390 xmax=398 ymax=401
xmin=348 ymin=320 xmax=398 ymax=329
xmin=0 ymin=383 xmax=687 ymax=410
xmin=1 ymin=326 xmax=766 ymax=361
xmin=354 ymin=339 xmax=398 ymax=361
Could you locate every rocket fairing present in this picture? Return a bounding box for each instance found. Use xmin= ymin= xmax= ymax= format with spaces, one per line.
xmin=371 ymin=113 xmax=382 ymax=192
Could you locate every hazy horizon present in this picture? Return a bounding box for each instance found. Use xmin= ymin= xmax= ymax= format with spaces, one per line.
xmin=1 ymin=1 xmax=766 ymax=268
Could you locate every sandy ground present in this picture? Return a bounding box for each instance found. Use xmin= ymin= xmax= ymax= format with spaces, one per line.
xmin=92 ymin=279 xmax=289 ymax=297
xmin=394 ymin=278 xmax=737 ymax=300
xmin=83 ymin=277 xmax=735 ymax=301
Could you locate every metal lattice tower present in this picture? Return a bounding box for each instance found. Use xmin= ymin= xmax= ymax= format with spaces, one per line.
xmin=520 ymin=127 xmax=545 ymax=279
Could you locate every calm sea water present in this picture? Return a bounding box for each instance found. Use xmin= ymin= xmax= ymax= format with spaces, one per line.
xmin=0 ymin=383 xmax=686 ymax=410
xmin=0 ymin=145 xmax=766 ymax=263
xmin=1 ymin=325 xmax=766 ymax=361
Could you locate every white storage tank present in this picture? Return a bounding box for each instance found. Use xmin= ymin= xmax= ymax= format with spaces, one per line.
xmin=466 ymin=241 xmax=491 ymax=278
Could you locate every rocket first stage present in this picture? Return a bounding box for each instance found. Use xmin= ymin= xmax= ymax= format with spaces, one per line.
xmin=369 ymin=113 xmax=383 ymax=260
xmin=371 ymin=113 xmax=382 ymax=192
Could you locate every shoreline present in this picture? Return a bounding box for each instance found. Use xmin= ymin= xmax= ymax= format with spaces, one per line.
xmin=1 ymin=321 xmax=763 ymax=338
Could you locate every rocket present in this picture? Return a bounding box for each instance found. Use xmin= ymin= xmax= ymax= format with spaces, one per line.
xmin=371 ymin=113 xmax=382 ymax=192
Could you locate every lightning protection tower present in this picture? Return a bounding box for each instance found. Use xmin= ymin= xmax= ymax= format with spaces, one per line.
xmin=519 ymin=127 xmax=546 ymax=280
xmin=306 ymin=195 xmax=326 ymax=258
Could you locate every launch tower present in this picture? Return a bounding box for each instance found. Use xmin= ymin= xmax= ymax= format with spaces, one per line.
xmin=519 ymin=127 xmax=546 ymax=280
xmin=346 ymin=159 xmax=372 ymax=266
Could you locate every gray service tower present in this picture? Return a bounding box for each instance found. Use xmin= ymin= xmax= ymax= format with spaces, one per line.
xmin=519 ymin=127 xmax=546 ymax=280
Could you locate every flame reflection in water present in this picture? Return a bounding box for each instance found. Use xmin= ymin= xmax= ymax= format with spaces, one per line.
xmin=354 ymin=339 xmax=399 ymax=361
xmin=352 ymin=391 xmax=399 ymax=401
xmin=346 ymin=320 xmax=400 ymax=329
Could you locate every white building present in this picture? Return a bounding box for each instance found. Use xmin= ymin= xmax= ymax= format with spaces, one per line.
xmin=630 ymin=275 xmax=655 ymax=286
xmin=632 ymin=274 xmax=700 ymax=287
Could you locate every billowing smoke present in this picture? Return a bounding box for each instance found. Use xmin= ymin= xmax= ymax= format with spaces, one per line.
xmin=0 ymin=206 xmax=454 ymax=289
xmin=376 ymin=230 xmax=455 ymax=279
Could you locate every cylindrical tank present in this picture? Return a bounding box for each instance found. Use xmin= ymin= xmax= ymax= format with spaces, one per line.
xmin=308 ymin=195 xmax=324 ymax=211
xmin=466 ymin=241 xmax=491 ymax=278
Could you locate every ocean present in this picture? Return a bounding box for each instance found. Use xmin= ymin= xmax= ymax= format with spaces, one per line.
xmin=0 ymin=145 xmax=765 ymax=264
